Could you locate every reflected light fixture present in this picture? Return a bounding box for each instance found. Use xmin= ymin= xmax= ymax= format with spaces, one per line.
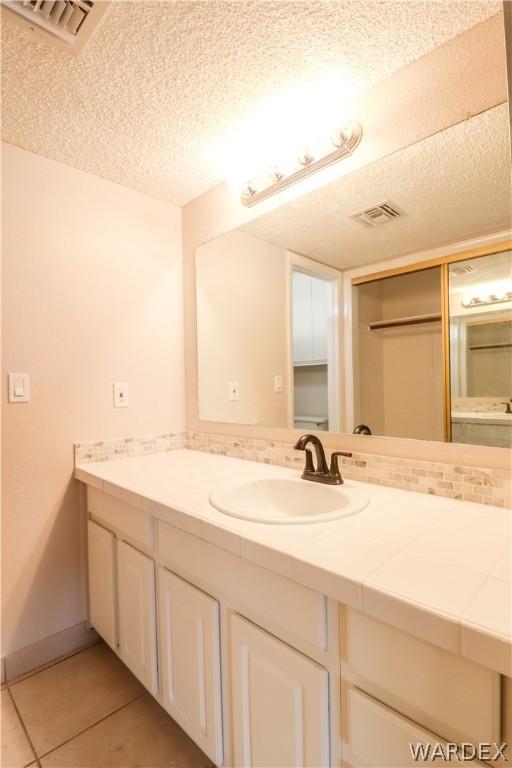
xmin=240 ymin=122 xmax=362 ymax=207
xmin=461 ymin=291 xmax=512 ymax=308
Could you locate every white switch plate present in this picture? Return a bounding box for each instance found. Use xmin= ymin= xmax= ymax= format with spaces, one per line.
xmin=274 ymin=374 xmax=284 ymax=393
xmin=8 ymin=373 xmax=30 ymax=402
xmin=113 ymin=382 xmax=128 ymax=408
xmin=228 ymin=381 xmax=239 ymax=401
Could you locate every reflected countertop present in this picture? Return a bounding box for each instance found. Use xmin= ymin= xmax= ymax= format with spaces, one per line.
xmin=452 ymin=411 xmax=512 ymax=425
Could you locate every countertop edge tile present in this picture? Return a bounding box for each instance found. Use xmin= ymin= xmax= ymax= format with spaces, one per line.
xmin=292 ymin=558 xmax=363 ymax=612
xmin=361 ymin=583 xmax=461 ymax=653
xmin=198 ymin=519 xmax=242 ymax=556
xmin=75 ymin=468 xmax=103 ymax=491
xmin=103 ymin=480 xmax=122 ymax=500
xmin=240 ymin=538 xmax=294 ymax=579
xmin=460 ymin=622 xmax=512 ymax=676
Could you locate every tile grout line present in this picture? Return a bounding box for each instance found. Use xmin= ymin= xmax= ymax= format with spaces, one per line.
xmin=7 ymin=687 xmax=42 ymax=768
xmin=35 ymin=691 xmax=147 ymax=762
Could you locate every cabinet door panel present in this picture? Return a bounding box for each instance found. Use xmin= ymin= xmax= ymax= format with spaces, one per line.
xmin=231 ymin=614 xmax=329 ymax=768
xmin=87 ymin=519 xmax=116 ymax=649
xmin=158 ymin=568 xmax=223 ymax=764
xmin=117 ymin=540 xmax=158 ymax=693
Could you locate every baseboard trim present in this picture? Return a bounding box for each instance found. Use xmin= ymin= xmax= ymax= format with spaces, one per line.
xmin=2 ymin=621 xmax=99 ymax=682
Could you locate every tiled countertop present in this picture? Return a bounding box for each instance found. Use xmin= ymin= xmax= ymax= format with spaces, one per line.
xmin=76 ymin=449 xmax=511 ymax=676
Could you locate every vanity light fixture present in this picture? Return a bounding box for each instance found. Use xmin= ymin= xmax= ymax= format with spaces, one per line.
xmin=240 ymin=122 xmax=362 ymax=207
xmin=461 ymin=291 xmax=512 ymax=308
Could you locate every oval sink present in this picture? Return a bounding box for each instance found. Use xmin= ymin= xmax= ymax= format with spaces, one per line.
xmin=209 ymin=477 xmax=369 ymax=524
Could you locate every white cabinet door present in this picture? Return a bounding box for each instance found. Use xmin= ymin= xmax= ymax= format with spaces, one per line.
xmin=311 ymin=277 xmax=329 ymax=363
xmin=231 ymin=614 xmax=329 ymax=768
xmin=158 ymin=568 xmax=223 ymax=764
xmin=87 ymin=519 xmax=116 ymax=650
xmin=293 ymin=271 xmax=313 ymax=364
xmin=117 ymin=539 xmax=158 ymax=694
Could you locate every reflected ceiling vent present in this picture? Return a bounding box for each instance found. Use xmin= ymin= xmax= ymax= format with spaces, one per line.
xmin=2 ymin=0 xmax=110 ymax=54
xmin=450 ymin=264 xmax=477 ymax=276
xmin=351 ymin=201 xmax=402 ymax=227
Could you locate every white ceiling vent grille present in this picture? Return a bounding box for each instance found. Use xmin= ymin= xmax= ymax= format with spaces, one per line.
xmin=351 ymin=201 xmax=402 ymax=227
xmin=450 ymin=264 xmax=477 ymax=276
xmin=2 ymin=0 xmax=110 ymax=54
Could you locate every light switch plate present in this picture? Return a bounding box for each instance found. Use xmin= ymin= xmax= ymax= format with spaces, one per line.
xmin=274 ymin=374 xmax=284 ymax=393
xmin=8 ymin=373 xmax=30 ymax=402
xmin=113 ymin=382 xmax=128 ymax=408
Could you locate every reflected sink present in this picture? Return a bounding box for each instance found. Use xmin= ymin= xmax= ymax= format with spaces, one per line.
xmin=209 ymin=477 xmax=369 ymax=525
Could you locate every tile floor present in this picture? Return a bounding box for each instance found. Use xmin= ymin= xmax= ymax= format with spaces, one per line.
xmin=1 ymin=642 xmax=213 ymax=768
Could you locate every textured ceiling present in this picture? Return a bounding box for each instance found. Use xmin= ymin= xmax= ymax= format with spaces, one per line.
xmin=1 ymin=1 xmax=501 ymax=205
xmin=240 ymin=104 xmax=511 ymax=270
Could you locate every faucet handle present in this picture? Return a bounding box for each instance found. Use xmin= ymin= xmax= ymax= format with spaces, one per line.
xmin=329 ymin=451 xmax=352 ymax=484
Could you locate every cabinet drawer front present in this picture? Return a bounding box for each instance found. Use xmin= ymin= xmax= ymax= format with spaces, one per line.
xmin=342 ymin=609 xmax=500 ymax=745
xmin=117 ymin=540 xmax=158 ymax=694
xmin=87 ymin=520 xmax=116 ymax=649
xmin=231 ymin=614 xmax=330 ymax=768
xmin=88 ymin=487 xmax=153 ymax=549
xmin=158 ymin=568 xmax=223 ymax=765
xmin=346 ymin=688 xmax=486 ymax=767
xmin=158 ymin=521 xmax=327 ymax=651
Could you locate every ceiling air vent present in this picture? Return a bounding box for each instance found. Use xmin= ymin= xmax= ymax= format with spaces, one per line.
xmin=2 ymin=0 xmax=110 ymax=54
xmin=351 ymin=201 xmax=402 ymax=228
xmin=450 ymin=264 xmax=477 ymax=276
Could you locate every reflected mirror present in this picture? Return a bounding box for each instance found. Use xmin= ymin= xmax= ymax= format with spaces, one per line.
xmin=195 ymin=103 xmax=511 ymax=448
xmin=449 ymin=251 xmax=512 ymax=447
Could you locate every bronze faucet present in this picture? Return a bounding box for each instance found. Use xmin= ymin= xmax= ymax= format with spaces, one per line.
xmin=294 ymin=434 xmax=352 ymax=485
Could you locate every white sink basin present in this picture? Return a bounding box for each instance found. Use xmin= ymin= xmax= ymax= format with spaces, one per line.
xmin=209 ymin=477 xmax=369 ymax=524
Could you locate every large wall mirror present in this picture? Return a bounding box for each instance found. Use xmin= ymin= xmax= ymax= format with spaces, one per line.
xmin=195 ymin=103 xmax=512 ymax=448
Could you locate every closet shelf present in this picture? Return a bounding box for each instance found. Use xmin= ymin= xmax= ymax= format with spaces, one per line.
xmin=293 ymin=360 xmax=328 ymax=367
xmin=368 ymin=312 xmax=441 ymax=330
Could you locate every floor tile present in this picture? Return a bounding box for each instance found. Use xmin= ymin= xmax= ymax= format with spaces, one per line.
xmin=10 ymin=643 xmax=143 ymax=757
xmin=41 ymin=694 xmax=213 ymax=768
xmin=1 ymin=689 xmax=36 ymax=768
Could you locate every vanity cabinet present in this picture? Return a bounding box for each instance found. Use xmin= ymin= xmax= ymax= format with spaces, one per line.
xmin=117 ymin=539 xmax=158 ymax=694
xmin=158 ymin=567 xmax=223 ymax=764
xmin=85 ymin=485 xmax=509 ymax=768
xmin=87 ymin=519 xmax=117 ymax=650
xmin=230 ymin=614 xmax=330 ymax=768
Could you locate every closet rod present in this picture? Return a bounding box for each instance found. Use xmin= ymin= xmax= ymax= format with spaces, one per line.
xmin=468 ymin=342 xmax=512 ymax=351
xmin=368 ymin=312 xmax=441 ymax=330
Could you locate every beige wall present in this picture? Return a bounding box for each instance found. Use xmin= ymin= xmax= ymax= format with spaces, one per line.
xmin=196 ymin=230 xmax=289 ymax=426
xmin=1 ymin=143 xmax=185 ymax=657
